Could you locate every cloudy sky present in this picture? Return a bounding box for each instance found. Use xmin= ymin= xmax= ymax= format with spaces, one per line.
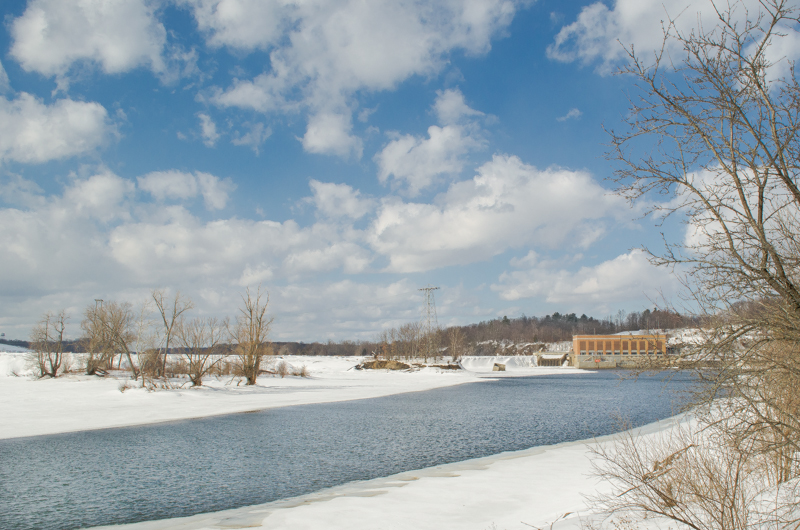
xmin=1 ymin=0 xmax=788 ymax=341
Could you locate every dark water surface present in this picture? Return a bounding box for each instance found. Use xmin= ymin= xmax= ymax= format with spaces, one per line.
xmin=0 ymin=371 xmax=695 ymax=530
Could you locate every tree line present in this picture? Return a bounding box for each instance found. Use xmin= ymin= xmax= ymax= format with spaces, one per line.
xmin=453 ymin=308 xmax=698 ymax=344
xmin=27 ymin=286 xmax=275 ymax=387
xmin=17 ymin=306 xmax=698 ymax=372
xmin=317 ymin=308 xmax=699 ymax=363
xmin=368 ymin=308 xmax=698 ymax=361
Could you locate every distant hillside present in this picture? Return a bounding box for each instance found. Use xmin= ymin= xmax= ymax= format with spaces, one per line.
xmin=1 ymin=309 xmax=699 ymax=357
xmin=0 ymin=338 xmax=85 ymax=353
xmin=0 ymin=338 xmax=28 ymax=349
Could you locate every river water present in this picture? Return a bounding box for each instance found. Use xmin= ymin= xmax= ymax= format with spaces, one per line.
xmin=0 ymin=371 xmax=695 ymax=530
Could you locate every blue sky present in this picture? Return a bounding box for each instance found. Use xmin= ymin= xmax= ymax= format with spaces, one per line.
xmin=1 ymin=0 xmax=783 ymax=341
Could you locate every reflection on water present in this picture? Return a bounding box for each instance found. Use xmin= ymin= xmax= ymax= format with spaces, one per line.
xmin=0 ymin=371 xmax=695 ymax=530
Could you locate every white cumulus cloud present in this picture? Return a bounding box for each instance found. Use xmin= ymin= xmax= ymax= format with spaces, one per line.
xmin=0 ymin=171 xmax=377 ymax=339
xmin=0 ymin=170 xmax=136 ymax=306
xmin=197 ymin=113 xmax=220 ymax=147
xmin=232 ymin=122 xmax=272 ymax=154
xmin=196 ymin=172 xmax=236 ymax=210
xmin=492 ymin=250 xmax=678 ymax=312
xmin=375 ymin=88 xmax=486 ymax=195
xmin=547 ymin=0 xmax=800 ymax=74
xmin=138 ymin=170 xmax=236 ymax=210
xmin=556 ymin=108 xmax=582 ymax=122
xmin=0 ymin=61 xmax=10 ymax=93
xmin=433 ymin=87 xmax=484 ymax=125
xmin=301 ymin=113 xmax=363 ymax=159
xmin=63 ymin=170 xmax=135 ymax=222
xmin=202 ymin=0 xmax=517 ymax=154
xmin=0 ymin=93 xmax=112 ymax=164
xmin=368 ymin=154 xmax=627 ymax=273
xmin=270 ymin=279 xmax=420 ymax=340
xmin=10 ymin=0 xmax=167 ymax=77
xmin=179 ymin=0 xmax=293 ymax=50
xmin=308 ymin=180 xmax=376 ymax=220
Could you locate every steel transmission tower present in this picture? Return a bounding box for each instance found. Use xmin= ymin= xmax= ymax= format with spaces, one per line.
xmin=419 ymin=285 xmax=440 ymax=360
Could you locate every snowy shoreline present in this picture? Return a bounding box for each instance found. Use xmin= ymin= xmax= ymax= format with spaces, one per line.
xmin=0 ymin=352 xmax=585 ymax=440
xmin=92 ymin=414 xmax=687 ymax=530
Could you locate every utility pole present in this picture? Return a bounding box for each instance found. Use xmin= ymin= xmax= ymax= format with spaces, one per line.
xmin=419 ymin=285 xmax=440 ymax=361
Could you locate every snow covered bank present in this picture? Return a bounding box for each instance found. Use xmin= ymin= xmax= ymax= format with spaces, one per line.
xmin=0 ymin=352 xmax=581 ymax=440
xmin=0 ymin=353 xmax=471 ymax=439
xmin=94 ymin=414 xmax=687 ymax=530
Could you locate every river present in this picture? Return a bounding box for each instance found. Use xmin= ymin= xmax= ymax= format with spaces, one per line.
xmin=0 ymin=371 xmax=695 ymax=530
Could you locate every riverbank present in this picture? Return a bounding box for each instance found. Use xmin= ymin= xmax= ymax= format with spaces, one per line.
xmin=94 ymin=414 xmax=686 ymax=530
xmin=0 ymin=351 xmax=584 ymax=439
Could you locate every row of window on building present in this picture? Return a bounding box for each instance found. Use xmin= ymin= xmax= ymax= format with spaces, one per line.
xmin=573 ymin=335 xmax=667 ymax=355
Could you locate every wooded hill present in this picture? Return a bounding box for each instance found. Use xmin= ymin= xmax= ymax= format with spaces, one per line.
xmin=2 ymin=308 xmax=698 ymax=357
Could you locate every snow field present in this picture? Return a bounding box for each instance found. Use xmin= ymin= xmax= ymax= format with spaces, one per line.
xmin=0 ymin=352 xmax=577 ymax=440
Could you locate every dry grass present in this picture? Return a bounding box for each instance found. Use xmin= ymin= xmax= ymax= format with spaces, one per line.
xmin=275 ymin=360 xmax=289 ymax=378
xmin=211 ymin=359 xmax=237 ymax=376
xmin=164 ymin=359 xmax=189 ymax=378
xmin=262 ymin=360 xmax=311 ymax=378
xmin=291 ymin=364 xmax=309 ymax=377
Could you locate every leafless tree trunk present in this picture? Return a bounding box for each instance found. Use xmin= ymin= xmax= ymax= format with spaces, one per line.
xmin=177 ymin=316 xmax=227 ymax=386
xmin=398 ymin=322 xmax=421 ymax=359
xmin=152 ymin=289 xmax=193 ymax=378
xmin=28 ymin=310 xmax=67 ymax=378
xmin=612 ymin=0 xmax=800 ymax=442
xmin=600 ymin=1 xmax=800 ymax=526
xmin=229 ymin=286 xmax=273 ymax=385
xmin=81 ymin=301 xmax=139 ymax=379
xmin=419 ymin=326 xmax=440 ymax=363
xmin=82 ymin=304 xmax=112 ymax=375
xmin=447 ymin=326 xmax=464 ymax=362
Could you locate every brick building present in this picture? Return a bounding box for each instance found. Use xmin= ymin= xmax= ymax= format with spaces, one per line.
xmin=571 ymin=334 xmax=667 ymax=368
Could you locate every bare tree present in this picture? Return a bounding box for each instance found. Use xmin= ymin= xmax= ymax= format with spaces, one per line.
xmin=152 ymin=289 xmax=193 ymax=378
xmin=82 ymin=303 xmax=113 ymax=375
xmin=177 ymin=316 xmax=227 ymax=386
xmin=28 ymin=310 xmax=67 ymax=378
xmin=81 ymin=301 xmax=139 ymax=379
xmin=131 ymin=300 xmax=161 ymax=387
xmin=229 ymin=287 xmax=273 ymax=385
xmin=374 ymin=322 xmax=424 ymax=360
xmin=447 ymin=326 xmax=464 ymax=362
xmin=397 ymin=322 xmax=421 ymax=359
xmin=598 ymin=0 xmax=800 ymax=526
xmin=615 ymin=0 xmax=800 ymax=447
xmin=610 ymin=0 xmax=800 ymax=337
